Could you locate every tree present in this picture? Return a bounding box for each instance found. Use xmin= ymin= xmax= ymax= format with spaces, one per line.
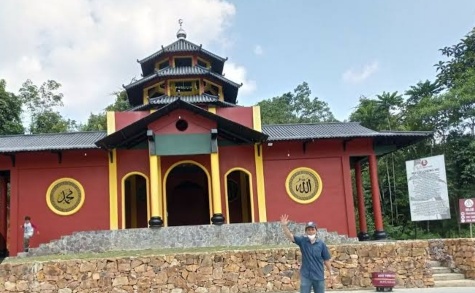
xmin=28 ymin=110 xmax=77 ymax=134
xmin=257 ymin=82 xmax=336 ymax=124
xmin=0 ymin=79 xmax=24 ymax=135
xmin=18 ymin=79 xmax=75 ymax=133
xmin=375 ymin=91 xmax=404 ymax=130
xmin=404 ymin=80 xmax=441 ymax=107
xmin=81 ymin=90 xmax=131 ymax=131
xmin=443 ymin=69 xmax=475 ymax=136
xmin=403 ymin=81 xmax=442 ymax=131
xmin=435 ymin=28 xmax=475 ymax=88
xmin=349 ymin=96 xmax=387 ymax=130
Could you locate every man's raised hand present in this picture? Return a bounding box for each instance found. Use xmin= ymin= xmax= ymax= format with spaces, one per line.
xmin=280 ymin=214 xmax=289 ymax=226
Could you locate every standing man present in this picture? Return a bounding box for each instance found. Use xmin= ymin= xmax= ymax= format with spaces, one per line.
xmin=280 ymin=214 xmax=333 ymax=293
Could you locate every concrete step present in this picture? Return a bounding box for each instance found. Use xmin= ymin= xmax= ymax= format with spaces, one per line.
xmin=433 ymin=273 xmax=466 ymax=281
xmin=434 ymin=279 xmax=475 ymax=287
xmin=429 ymin=260 xmax=441 ymax=267
xmin=432 ymin=266 xmax=452 ymax=274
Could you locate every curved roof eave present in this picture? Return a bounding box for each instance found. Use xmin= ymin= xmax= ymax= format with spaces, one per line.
xmin=138 ymin=39 xmax=227 ymax=64
xmin=124 ymin=66 xmax=240 ymax=106
xmin=137 ymin=39 xmax=227 ymax=75
xmin=125 ymin=66 xmax=240 ymax=90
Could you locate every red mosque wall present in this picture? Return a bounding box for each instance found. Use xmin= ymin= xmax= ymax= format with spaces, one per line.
xmin=216 ymin=107 xmax=254 ymax=129
xmin=262 ymin=139 xmax=358 ymax=237
xmin=115 ymin=111 xmax=149 ymax=131
xmin=148 ymin=109 xmax=216 ymax=134
xmin=9 ymin=150 xmax=109 ymax=255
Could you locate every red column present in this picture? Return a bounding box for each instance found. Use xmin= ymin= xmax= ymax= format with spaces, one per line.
xmin=355 ymin=162 xmax=370 ymax=240
xmin=0 ymin=176 xmax=7 ymax=254
xmin=9 ymin=168 xmax=19 ymax=256
xmin=368 ymin=154 xmax=387 ymax=240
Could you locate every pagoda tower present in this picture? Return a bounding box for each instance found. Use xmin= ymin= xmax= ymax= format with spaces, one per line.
xmin=124 ymin=19 xmax=241 ymax=110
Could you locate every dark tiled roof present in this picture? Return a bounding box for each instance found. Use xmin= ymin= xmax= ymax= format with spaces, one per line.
xmin=129 ymin=94 xmax=236 ymax=111
xmin=378 ymin=130 xmax=435 ymax=137
xmin=124 ymin=66 xmax=240 ymax=106
xmin=0 ymin=122 xmax=432 ymax=154
xmin=262 ymin=122 xmax=432 ymax=151
xmin=138 ymin=39 xmax=226 ymax=64
xmin=262 ymin=122 xmax=379 ymax=141
xmin=0 ymin=132 xmax=106 ymax=153
xmin=138 ymin=39 xmax=226 ymax=76
xmin=125 ymin=66 xmax=240 ymax=89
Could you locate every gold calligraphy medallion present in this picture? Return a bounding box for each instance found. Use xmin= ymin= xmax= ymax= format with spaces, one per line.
xmin=285 ymin=167 xmax=323 ymax=204
xmin=46 ymin=178 xmax=85 ymax=216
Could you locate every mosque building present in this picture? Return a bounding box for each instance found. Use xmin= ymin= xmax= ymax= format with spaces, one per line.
xmin=0 ymin=21 xmax=430 ymax=256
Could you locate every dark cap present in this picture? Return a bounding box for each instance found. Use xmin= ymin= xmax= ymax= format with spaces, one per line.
xmin=305 ymin=221 xmax=317 ymax=229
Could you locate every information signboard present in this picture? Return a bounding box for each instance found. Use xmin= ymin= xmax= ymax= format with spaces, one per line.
xmin=459 ymin=198 xmax=475 ymax=223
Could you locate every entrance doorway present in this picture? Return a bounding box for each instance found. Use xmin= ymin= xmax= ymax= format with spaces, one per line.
xmin=0 ymin=170 xmax=10 ymax=257
xmin=226 ymin=170 xmax=252 ymax=223
xmin=124 ymin=174 xmax=148 ymax=229
xmin=166 ymin=162 xmax=210 ymax=226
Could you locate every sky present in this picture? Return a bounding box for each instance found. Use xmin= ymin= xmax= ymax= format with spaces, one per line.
xmin=1 ymin=0 xmax=474 ymax=124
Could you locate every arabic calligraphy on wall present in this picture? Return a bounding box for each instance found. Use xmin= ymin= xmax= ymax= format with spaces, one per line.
xmin=285 ymin=167 xmax=323 ymax=204
xmin=46 ymin=178 xmax=85 ymax=216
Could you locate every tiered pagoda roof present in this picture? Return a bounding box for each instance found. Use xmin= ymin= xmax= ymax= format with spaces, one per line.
xmin=137 ymin=38 xmax=227 ymax=76
xmin=129 ymin=94 xmax=236 ymax=111
xmin=124 ymin=20 xmax=239 ymax=107
xmin=124 ymin=66 xmax=240 ymax=106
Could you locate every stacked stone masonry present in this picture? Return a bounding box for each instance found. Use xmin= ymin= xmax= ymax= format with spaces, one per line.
xmin=0 ymin=240 xmax=447 ymax=293
xmin=428 ymin=238 xmax=475 ymax=279
xmin=26 ymin=222 xmax=358 ymax=257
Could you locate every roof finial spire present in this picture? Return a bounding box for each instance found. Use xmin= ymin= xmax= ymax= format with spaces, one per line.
xmin=177 ymin=19 xmax=187 ymax=39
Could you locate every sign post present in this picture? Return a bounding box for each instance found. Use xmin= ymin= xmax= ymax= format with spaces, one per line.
xmin=459 ymin=198 xmax=475 ymax=238
xmin=406 ymin=155 xmax=451 ymax=222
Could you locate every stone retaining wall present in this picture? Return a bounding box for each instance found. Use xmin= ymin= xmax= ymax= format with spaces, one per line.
xmin=27 ymin=222 xmax=357 ymax=257
xmin=428 ymin=238 xmax=475 ymax=279
xmin=1 ymin=241 xmax=434 ymax=293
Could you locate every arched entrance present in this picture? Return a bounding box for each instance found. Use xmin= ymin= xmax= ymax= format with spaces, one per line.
xmin=124 ymin=174 xmax=148 ymax=229
xmin=226 ymin=169 xmax=252 ymax=223
xmin=165 ymin=162 xmax=210 ymax=226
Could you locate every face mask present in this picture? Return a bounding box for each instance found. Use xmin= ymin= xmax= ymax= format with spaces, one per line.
xmin=307 ymin=234 xmax=316 ymax=240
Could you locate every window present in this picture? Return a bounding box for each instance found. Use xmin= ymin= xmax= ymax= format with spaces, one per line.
xmin=176 ymin=119 xmax=188 ymax=131
xmin=203 ymin=81 xmax=220 ymax=96
xmin=174 ymin=57 xmax=192 ymax=67
xmin=175 ymin=81 xmax=193 ymax=93
xmin=158 ymin=60 xmax=169 ymax=70
xmin=197 ymin=59 xmax=208 ymax=68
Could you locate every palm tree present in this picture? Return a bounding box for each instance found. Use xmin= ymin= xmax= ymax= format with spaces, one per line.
xmin=405 ymin=80 xmax=441 ymax=107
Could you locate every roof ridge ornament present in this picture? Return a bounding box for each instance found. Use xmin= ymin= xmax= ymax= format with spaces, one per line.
xmin=177 ymin=19 xmax=187 ymax=39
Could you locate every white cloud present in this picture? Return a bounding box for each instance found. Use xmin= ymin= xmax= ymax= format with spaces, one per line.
xmin=0 ymin=0 xmax=237 ymax=124
xmin=223 ymin=62 xmax=257 ymax=99
xmin=254 ymin=45 xmax=263 ymax=55
xmin=342 ymin=61 xmax=379 ymax=84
